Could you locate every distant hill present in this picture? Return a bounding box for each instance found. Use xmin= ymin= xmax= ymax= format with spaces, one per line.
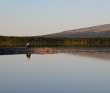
xmin=38 ymin=24 xmax=110 ymax=38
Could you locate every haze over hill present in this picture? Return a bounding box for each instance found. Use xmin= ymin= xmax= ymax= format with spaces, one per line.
xmin=39 ymin=24 xmax=110 ymax=38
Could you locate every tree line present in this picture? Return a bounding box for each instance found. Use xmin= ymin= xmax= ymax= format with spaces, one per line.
xmin=0 ymin=36 xmax=110 ymax=47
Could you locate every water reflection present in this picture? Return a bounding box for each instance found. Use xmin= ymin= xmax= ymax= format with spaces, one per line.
xmin=26 ymin=53 xmax=31 ymax=59
xmin=1 ymin=47 xmax=110 ymax=93
xmin=0 ymin=47 xmax=110 ymax=60
xmin=68 ymin=52 xmax=110 ymax=60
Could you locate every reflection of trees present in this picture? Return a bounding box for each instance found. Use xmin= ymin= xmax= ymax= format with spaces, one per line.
xmin=26 ymin=53 xmax=31 ymax=60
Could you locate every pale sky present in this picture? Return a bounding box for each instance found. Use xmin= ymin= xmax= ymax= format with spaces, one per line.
xmin=0 ymin=0 xmax=110 ymax=36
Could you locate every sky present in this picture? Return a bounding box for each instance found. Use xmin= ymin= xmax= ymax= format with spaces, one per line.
xmin=0 ymin=0 xmax=110 ymax=36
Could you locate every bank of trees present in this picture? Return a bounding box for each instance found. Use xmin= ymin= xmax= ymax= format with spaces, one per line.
xmin=0 ymin=36 xmax=110 ymax=47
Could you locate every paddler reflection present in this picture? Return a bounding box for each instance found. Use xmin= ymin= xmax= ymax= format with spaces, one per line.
xmin=26 ymin=53 xmax=31 ymax=59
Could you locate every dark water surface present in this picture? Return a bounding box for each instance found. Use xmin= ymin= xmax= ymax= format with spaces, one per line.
xmin=0 ymin=49 xmax=110 ymax=93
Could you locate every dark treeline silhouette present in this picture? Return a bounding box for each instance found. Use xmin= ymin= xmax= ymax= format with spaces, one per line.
xmin=0 ymin=36 xmax=110 ymax=47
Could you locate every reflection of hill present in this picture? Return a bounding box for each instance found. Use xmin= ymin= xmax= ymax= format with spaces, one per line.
xmin=1 ymin=47 xmax=110 ymax=55
xmin=0 ymin=47 xmax=110 ymax=60
xmin=68 ymin=52 xmax=110 ymax=60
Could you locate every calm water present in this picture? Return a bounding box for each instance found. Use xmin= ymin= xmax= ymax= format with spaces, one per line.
xmin=0 ymin=53 xmax=110 ymax=93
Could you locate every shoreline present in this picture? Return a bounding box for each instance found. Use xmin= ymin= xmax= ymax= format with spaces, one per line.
xmin=0 ymin=47 xmax=110 ymax=55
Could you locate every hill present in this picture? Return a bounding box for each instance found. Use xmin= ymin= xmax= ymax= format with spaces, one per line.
xmin=39 ymin=24 xmax=110 ymax=38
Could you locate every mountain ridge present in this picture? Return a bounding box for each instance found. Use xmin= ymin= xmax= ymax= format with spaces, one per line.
xmin=38 ymin=24 xmax=110 ymax=38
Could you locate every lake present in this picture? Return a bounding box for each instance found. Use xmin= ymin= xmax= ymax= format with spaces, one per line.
xmin=0 ymin=48 xmax=110 ymax=93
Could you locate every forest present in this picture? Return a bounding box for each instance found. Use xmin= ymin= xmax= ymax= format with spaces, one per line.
xmin=0 ymin=36 xmax=110 ymax=47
